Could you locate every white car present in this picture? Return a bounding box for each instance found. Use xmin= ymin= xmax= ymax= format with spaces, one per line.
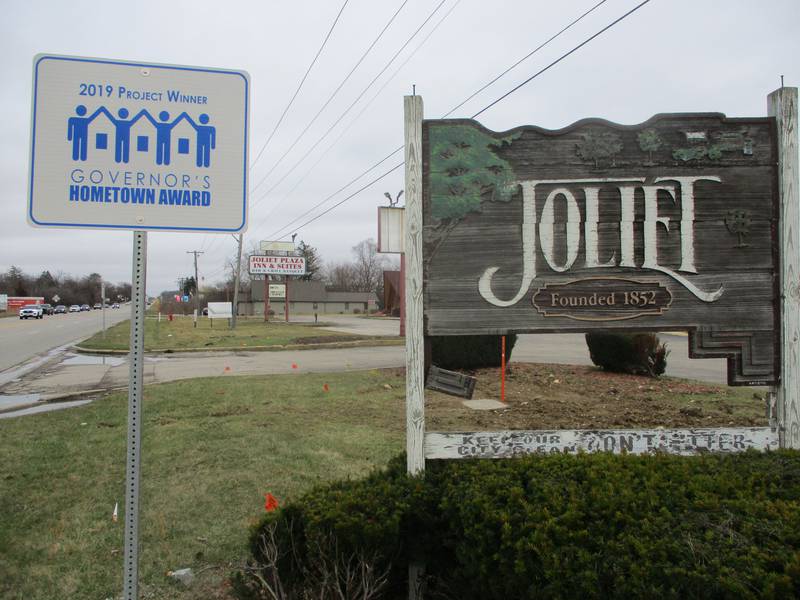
xmin=68 ymin=304 xmax=81 ymax=313
xmin=19 ymin=305 xmax=44 ymax=319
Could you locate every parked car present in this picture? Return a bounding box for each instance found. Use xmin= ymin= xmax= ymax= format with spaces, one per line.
xmin=69 ymin=304 xmax=81 ymax=312
xmin=112 ymin=303 xmax=120 ymax=309
xmin=39 ymin=303 xmax=54 ymax=315
xmin=80 ymin=304 xmax=90 ymax=311
xmin=19 ymin=305 xmax=43 ymax=319
xmin=54 ymin=305 xmax=67 ymax=314
xmin=93 ymin=303 xmax=103 ymax=310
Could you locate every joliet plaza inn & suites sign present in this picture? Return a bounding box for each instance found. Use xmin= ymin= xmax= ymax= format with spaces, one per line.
xmin=28 ymin=55 xmax=249 ymax=232
xmin=249 ymin=254 xmax=307 ymax=276
xmin=423 ymin=113 xmax=780 ymax=387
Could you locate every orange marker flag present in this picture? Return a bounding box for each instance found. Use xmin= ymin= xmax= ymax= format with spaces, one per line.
xmin=264 ymin=493 xmax=279 ymax=512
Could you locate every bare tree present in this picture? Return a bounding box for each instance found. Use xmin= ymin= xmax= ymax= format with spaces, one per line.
xmin=324 ymin=262 xmax=358 ymax=291
xmin=351 ymin=239 xmax=386 ymax=292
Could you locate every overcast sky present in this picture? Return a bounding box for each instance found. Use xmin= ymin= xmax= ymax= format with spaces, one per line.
xmin=1 ymin=0 xmax=798 ymax=295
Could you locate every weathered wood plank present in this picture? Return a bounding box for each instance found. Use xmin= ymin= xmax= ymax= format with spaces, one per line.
xmin=422 ymin=113 xmax=780 ymax=386
xmin=769 ymin=87 xmax=800 ymax=449
xmin=404 ymin=95 xmax=425 ymax=475
xmin=425 ymin=428 xmax=779 ymax=459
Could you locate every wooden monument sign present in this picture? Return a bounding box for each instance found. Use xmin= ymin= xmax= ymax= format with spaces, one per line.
xmin=401 ymin=90 xmax=799 ymax=474
xmin=423 ymin=113 xmax=778 ymax=386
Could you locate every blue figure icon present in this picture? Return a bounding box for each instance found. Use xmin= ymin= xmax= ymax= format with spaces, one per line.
xmin=98 ymin=107 xmax=145 ymax=164
xmin=195 ymin=114 xmax=216 ymax=167
xmin=154 ymin=110 xmax=174 ymax=166
xmin=67 ymin=105 xmax=91 ymax=161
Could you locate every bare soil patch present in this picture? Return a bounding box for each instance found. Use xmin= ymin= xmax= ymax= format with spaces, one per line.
xmin=402 ymin=362 xmax=768 ymax=431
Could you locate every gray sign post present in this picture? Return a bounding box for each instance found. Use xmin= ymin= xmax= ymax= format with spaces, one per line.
xmin=28 ymin=54 xmax=249 ymax=599
xmin=124 ymin=231 xmax=147 ymax=599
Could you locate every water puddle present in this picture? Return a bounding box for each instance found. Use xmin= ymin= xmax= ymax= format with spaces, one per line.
xmin=60 ymin=354 xmax=125 ymax=367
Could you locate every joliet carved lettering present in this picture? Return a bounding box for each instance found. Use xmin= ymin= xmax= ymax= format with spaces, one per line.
xmin=478 ymin=176 xmax=724 ymax=307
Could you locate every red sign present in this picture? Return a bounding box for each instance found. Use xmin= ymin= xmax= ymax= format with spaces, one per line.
xmin=249 ymin=254 xmax=307 ymax=276
xmin=7 ymin=297 xmax=44 ymax=311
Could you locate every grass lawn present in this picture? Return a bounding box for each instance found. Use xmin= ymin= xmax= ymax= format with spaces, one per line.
xmin=0 ymin=370 xmax=406 ymax=599
xmin=0 ymin=365 xmax=770 ymax=599
xmin=78 ymin=315 xmax=385 ymax=352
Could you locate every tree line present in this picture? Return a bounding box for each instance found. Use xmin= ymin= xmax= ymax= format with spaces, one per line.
xmin=0 ymin=266 xmax=131 ymax=307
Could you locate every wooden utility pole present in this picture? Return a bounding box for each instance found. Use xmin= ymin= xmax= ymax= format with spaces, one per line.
xmin=231 ymin=234 xmax=243 ymax=329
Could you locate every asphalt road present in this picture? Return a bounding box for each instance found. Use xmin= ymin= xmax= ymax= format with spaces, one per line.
xmin=0 ymin=307 xmax=130 ymax=372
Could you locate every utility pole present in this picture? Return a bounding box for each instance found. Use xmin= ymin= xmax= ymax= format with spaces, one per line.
xmin=231 ymin=233 xmax=243 ymax=329
xmin=186 ymin=250 xmax=203 ymax=299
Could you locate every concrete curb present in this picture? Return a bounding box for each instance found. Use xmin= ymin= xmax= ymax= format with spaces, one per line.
xmin=72 ymin=337 xmax=404 ymax=356
xmin=0 ymin=388 xmax=121 ymax=415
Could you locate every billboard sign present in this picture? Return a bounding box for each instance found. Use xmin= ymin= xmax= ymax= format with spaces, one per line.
xmin=28 ymin=54 xmax=249 ymax=232
xmin=422 ymin=114 xmax=779 ymax=386
xmin=259 ymin=240 xmax=296 ymax=253
xmin=249 ymin=254 xmax=306 ymax=276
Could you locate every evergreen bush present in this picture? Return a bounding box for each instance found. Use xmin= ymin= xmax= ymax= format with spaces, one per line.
xmin=585 ymin=331 xmax=669 ymax=376
xmin=430 ymin=334 xmax=517 ymax=370
xmin=242 ymin=451 xmax=800 ymax=599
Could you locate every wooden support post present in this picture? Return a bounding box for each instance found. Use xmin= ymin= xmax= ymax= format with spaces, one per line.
xmin=404 ymin=95 xmax=425 ymax=475
xmin=405 ymin=94 xmax=425 ymax=600
xmin=285 ymin=275 xmax=290 ymax=323
xmin=264 ymin=275 xmax=269 ymax=323
xmin=769 ymin=87 xmax=800 ymax=449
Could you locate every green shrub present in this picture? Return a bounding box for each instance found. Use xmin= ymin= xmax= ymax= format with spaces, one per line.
xmin=585 ymin=331 xmax=668 ymax=376
xmin=430 ymin=334 xmax=517 ymax=370
xmin=242 ymin=451 xmax=800 ymax=599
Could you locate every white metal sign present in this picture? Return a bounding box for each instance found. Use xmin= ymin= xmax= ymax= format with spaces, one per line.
xmin=208 ymin=302 xmax=233 ymax=319
xmin=0 ymin=294 xmax=7 ymax=311
xmin=260 ymin=240 xmax=296 ymax=253
xmin=28 ymin=54 xmax=249 ymax=232
xmin=269 ymin=284 xmax=286 ymax=298
xmin=207 ymin=302 xmax=233 ymax=318
xmin=249 ymin=254 xmax=306 ymax=276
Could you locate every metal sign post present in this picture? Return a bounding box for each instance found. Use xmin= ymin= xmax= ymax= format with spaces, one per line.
xmin=27 ymin=54 xmax=250 ymax=600
xmin=124 ymin=231 xmax=147 ymax=600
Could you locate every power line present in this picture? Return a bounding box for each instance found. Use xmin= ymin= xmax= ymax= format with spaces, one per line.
xmin=472 ymin=0 xmax=652 ymax=119
xmin=249 ymin=0 xmax=411 ymax=197
xmin=249 ymin=0 xmax=350 ymax=171
xmin=267 ymin=0 xmax=655 ymax=237
xmin=249 ymin=0 xmax=461 ymax=238
xmin=199 ymin=2 xmax=349 ymax=255
xmin=442 ymin=0 xmax=609 ymax=118
xmin=251 ymin=0 xmax=449 ymax=213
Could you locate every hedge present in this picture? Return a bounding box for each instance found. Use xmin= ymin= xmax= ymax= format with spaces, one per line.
xmin=242 ymin=452 xmax=800 ymax=599
xmin=430 ymin=334 xmax=517 ymax=370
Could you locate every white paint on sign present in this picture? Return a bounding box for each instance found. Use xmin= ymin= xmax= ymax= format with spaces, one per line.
xmin=268 ymin=284 xmax=286 ymax=298
xmin=28 ymin=54 xmax=249 ymax=233
xmin=478 ymin=177 xmax=725 ymax=307
xmin=207 ymin=302 xmax=232 ymax=319
xmin=249 ymin=254 xmax=306 ymax=276
xmin=425 ymin=427 xmax=779 ymax=459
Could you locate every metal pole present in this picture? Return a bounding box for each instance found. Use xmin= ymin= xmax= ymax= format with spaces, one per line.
xmin=123 ymin=231 xmax=147 ymax=600
xmin=101 ymin=280 xmax=106 ymax=340
xmin=501 ymin=335 xmax=506 ymax=402
xmin=231 ymin=234 xmax=243 ymax=329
